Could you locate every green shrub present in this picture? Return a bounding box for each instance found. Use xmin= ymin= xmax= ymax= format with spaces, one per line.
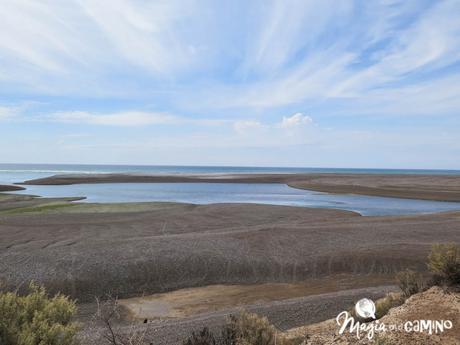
xmin=221 ymin=310 xmax=292 ymax=345
xmin=183 ymin=327 xmax=217 ymax=345
xmin=0 ymin=282 xmax=79 ymax=345
xmin=396 ymin=269 xmax=425 ymax=297
xmin=428 ymin=243 xmax=460 ymax=286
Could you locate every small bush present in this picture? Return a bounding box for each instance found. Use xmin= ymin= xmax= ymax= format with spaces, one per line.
xmin=221 ymin=310 xmax=292 ymax=345
xmin=92 ymin=296 xmax=150 ymax=345
xmin=374 ymin=293 xmax=403 ymax=319
xmin=0 ymin=282 xmax=79 ymax=345
xmin=396 ymin=269 xmax=425 ymax=297
xmin=183 ymin=327 xmax=217 ymax=345
xmin=428 ymin=243 xmax=460 ymax=286
xmin=221 ymin=314 xmax=238 ymax=345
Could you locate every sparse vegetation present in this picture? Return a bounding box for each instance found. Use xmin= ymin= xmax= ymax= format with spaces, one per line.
xmin=396 ymin=269 xmax=425 ymax=297
xmin=223 ymin=310 xmax=288 ymax=345
xmin=374 ymin=293 xmax=403 ymax=319
xmin=1 ymin=203 xmax=76 ymax=215
xmin=183 ymin=327 xmax=216 ymax=345
xmin=183 ymin=310 xmax=298 ymax=345
xmin=367 ymin=244 xmax=460 ymax=325
xmin=383 ymin=243 xmax=460 ymax=323
xmin=91 ymin=297 xmax=151 ymax=345
xmin=427 ymin=243 xmax=460 ymax=286
xmin=0 ymin=282 xmax=78 ymax=345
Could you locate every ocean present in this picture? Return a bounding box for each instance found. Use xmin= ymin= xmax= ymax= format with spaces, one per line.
xmin=1 ymin=163 xmax=460 ymax=183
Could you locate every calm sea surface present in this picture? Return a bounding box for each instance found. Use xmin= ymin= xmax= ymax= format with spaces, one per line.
xmin=1 ymin=164 xmax=460 ymax=216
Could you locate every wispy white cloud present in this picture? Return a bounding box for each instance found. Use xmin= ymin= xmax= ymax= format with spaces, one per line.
xmin=77 ymin=0 xmax=197 ymax=74
xmin=240 ymin=0 xmax=354 ymax=76
xmin=0 ymin=105 xmax=232 ymax=127
xmin=0 ymin=0 xmax=207 ymax=94
xmin=232 ymin=113 xmax=313 ymax=138
xmin=0 ymin=106 xmax=18 ymax=120
xmin=185 ymin=0 xmax=460 ymax=115
xmin=0 ymin=104 xmax=34 ymax=121
xmin=329 ymin=0 xmax=460 ymax=98
xmin=47 ymin=111 xmax=179 ymax=126
xmin=233 ymin=120 xmax=264 ymax=134
xmin=280 ymin=113 xmax=312 ymax=129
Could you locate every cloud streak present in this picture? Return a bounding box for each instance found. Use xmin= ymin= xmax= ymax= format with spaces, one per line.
xmin=182 ymin=0 xmax=460 ymax=115
xmin=48 ymin=111 xmax=179 ymax=126
xmin=0 ymin=106 xmax=18 ymax=120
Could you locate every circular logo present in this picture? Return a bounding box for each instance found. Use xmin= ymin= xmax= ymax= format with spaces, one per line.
xmin=355 ymin=298 xmax=376 ymax=319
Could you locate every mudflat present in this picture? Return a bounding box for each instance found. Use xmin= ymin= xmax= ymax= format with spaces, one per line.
xmin=22 ymin=172 xmax=460 ymax=201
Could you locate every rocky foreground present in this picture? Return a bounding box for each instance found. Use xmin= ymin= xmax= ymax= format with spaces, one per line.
xmin=285 ymin=286 xmax=460 ymax=344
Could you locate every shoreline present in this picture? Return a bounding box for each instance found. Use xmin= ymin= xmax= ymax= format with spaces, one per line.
xmin=20 ymin=172 xmax=460 ymax=202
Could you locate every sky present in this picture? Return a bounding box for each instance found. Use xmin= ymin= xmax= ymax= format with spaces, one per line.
xmin=0 ymin=0 xmax=459 ymax=169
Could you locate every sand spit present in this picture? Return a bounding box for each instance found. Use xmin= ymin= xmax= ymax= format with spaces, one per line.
xmin=0 ymin=184 xmax=25 ymax=192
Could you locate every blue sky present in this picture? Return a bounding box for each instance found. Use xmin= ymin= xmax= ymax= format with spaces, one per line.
xmin=0 ymin=0 xmax=459 ymax=168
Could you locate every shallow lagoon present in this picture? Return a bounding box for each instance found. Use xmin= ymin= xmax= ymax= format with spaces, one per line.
xmin=11 ymin=182 xmax=460 ymax=216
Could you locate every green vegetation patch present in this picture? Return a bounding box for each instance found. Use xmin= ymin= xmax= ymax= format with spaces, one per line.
xmin=183 ymin=310 xmax=301 ymax=345
xmin=428 ymin=242 xmax=460 ymax=286
xmin=0 ymin=283 xmax=79 ymax=345
xmin=60 ymin=202 xmax=181 ymax=213
xmin=0 ymin=202 xmax=77 ymax=215
xmin=0 ymin=200 xmax=192 ymax=215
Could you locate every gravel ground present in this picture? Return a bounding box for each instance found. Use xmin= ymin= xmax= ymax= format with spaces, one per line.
xmin=1 ymin=200 xmax=458 ymax=302
xmin=79 ymin=285 xmax=397 ymax=345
